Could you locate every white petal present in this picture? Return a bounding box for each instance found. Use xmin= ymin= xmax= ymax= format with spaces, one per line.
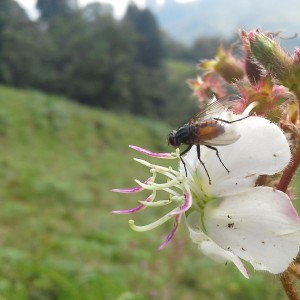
xmin=204 ymin=187 xmax=300 ymax=274
xmin=183 ymin=146 xmax=256 ymax=196
xmin=184 ymin=115 xmax=291 ymax=196
xmin=187 ymin=212 xmax=250 ymax=278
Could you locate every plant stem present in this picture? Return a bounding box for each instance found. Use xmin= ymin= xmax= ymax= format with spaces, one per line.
xmin=277 ymin=146 xmax=300 ymax=298
xmin=277 ymin=148 xmax=300 ymax=193
xmin=280 ymin=270 xmax=299 ymax=300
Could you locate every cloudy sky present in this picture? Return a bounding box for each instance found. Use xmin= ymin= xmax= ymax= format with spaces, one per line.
xmin=15 ymin=0 xmax=146 ymax=18
xmin=15 ymin=0 xmax=198 ymax=19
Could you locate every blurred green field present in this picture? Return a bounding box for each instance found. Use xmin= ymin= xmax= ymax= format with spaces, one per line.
xmin=0 ymin=85 xmax=295 ymax=299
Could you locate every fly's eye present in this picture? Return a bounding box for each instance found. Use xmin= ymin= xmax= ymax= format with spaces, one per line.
xmin=167 ymin=132 xmax=177 ymax=147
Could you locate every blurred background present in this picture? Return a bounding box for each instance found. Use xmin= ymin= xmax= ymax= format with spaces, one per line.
xmin=0 ymin=0 xmax=299 ymax=299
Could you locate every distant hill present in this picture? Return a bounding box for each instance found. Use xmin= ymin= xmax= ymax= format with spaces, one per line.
xmin=147 ymin=0 xmax=300 ymax=48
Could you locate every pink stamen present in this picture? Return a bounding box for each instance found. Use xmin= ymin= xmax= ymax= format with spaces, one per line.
xmin=111 ymin=177 xmax=152 ymax=193
xmin=158 ymin=214 xmax=181 ymax=251
xmin=112 ymin=196 xmax=153 ymax=214
xmin=129 ymin=145 xmax=174 ymax=159
xmin=168 ymin=192 xmax=192 ymax=216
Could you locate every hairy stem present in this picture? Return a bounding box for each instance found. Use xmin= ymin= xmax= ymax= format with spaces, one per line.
xmin=277 ymin=148 xmax=300 ymax=193
xmin=280 ymin=269 xmax=300 ymax=300
xmin=277 ymin=145 xmax=300 ymax=298
xmin=289 ymin=264 xmax=300 ymax=280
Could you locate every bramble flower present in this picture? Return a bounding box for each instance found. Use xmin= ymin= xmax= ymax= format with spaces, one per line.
xmin=187 ymin=73 xmax=227 ymax=103
xmin=113 ymin=109 xmax=300 ymax=278
xmin=114 ymin=28 xmax=300 ymax=296
xmin=233 ymin=76 xmax=294 ymax=119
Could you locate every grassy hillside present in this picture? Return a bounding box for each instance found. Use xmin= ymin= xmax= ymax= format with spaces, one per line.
xmin=0 ymin=85 xmax=292 ymax=299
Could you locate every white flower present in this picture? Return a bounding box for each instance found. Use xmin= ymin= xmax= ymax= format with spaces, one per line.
xmin=113 ymin=111 xmax=300 ymax=278
xmin=184 ymin=113 xmax=300 ymax=278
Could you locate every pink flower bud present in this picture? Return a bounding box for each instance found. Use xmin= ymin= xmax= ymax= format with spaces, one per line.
xmin=199 ymin=46 xmax=244 ymax=83
xmin=247 ymin=30 xmax=293 ymax=81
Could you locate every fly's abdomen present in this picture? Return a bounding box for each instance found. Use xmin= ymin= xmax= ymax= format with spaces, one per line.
xmin=197 ymin=120 xmax=225 ymax=140
xmin=197 ymin=120 xmax=240 ymax=146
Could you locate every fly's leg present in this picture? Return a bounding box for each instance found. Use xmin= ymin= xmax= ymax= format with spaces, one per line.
xmin=180 ymin=145 xmax=192 ymax=176
xmin=180 ymin=145 xmax=212 ymax=184
xmin=205 ymin=145 xmax=230 ymax=174
xmin=213 ymin=114 xmax=250 ymax=124
xmin=196 ymin=145 xmax=211 ymax=185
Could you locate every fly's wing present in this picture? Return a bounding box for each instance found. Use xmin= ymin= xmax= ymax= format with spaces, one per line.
xmin=201 ymin=130 xmax=240 ymax=146
xmin=188 ymin=95 xmax=239 ymax=124
xmin=198 ymin=121 xmax=241 ymax=146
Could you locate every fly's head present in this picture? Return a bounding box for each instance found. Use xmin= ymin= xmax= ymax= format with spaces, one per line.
xmin=167 ymin=130 xmax=181 ymax=147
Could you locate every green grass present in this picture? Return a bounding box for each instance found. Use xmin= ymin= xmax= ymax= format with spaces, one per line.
xmin=0 ymin=85 xmax=294 ymax=299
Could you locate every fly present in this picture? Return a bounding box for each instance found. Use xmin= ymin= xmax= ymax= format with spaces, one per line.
xmin=168 ymin=99 xmax=249 ymax=184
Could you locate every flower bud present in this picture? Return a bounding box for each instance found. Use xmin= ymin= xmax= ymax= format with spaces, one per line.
xmin=199 ymin=46 xmax=244 ymax=83
xmin=241 ymin=30 xmax=263 ymax=84
xmin=247 ymin=30 xmax=293 ymax=81
xmin=244 ymin=54 xmax=263 ymax=85
xmin=292 ymin=47 xmax=300 ymax=65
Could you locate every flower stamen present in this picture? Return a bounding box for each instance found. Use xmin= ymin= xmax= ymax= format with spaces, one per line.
xmin=158 ymin=214 xmax=182 ymax=251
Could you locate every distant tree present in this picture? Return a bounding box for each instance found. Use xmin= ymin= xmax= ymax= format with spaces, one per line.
xmin=124 ymin=3 xmax=164 ymax=68
xmin=0 ymin=21 xmax=52 ymax=87
xmin=162 ymin=35 xmax=194 ymax=62
xmin=192 ymin=37 xmax=224 ymax=60
xmin=0 ymin=0 xmax=38 ymax=85
xmin=0 ymin=0 xmax=196 ymax=124
xmin=45 ymin=13 xmax=138 ymax=110
xmin=0 ymin=0 xmax=28 ymax=48
xmin=36 ymin=0 xmax=75 ymax=21
xmin=0 ymin=0 xmax=10 ymax=51
xmin=82 ymin=2 xmax=113 ymax=21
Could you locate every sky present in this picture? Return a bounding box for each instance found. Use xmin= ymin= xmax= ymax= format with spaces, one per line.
xmin=15 ymin=0 xmax=144 ymax=19
xmin=76 ymin=0 xmax=146 ymax=17
xmin=15 ymin=0 xmax=198 ymax=19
